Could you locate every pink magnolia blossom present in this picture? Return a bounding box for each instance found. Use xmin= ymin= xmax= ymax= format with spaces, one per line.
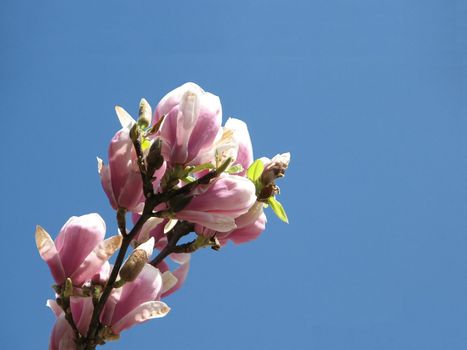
xmin=195 ymin=117 xmax=253 ymax=176
xmin=217 ymin=201 xmax=267 ymax=245
xmin=154 ymin=82 xmax=222 ymax=165
xmin=49 ymin=314 xmax=76 ymax=350
xmin=98 ymin=127 xmax=167 ymax=212
xmin=97 ymin=128 xmax=143 ymax=212
xmin=35 ymin=213 xmax=122 ymax=286
xmin=47 ymin=298 xmax=93 ymax=350
xmin=101 ymin=264 xmax=170 ymax=334
xmin=176 ymin=174 xmax=256 ymax=232
xmin=196 ymin=201 xmax=267 ymax=246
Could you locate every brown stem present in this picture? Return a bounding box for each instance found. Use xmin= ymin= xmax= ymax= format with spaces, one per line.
xmin=150 ymin=221 xmax=194 ymax=267
xmin=116 ymin=208 xmax=127 ymax=236
xmin=83 ymin=211 xmax=151 ymax=349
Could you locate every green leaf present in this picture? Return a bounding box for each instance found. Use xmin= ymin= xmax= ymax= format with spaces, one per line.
xmin=190 ymin=162 xmax=215 ymax=173
xmin=247 ymin=159 xmax=264 ymax=182
xmin=216 ymin=157 xmax=232 ymax=175
xmin=267 ymin=196 xmax=289 ymax=223
xmin=226 ymin=164 xmax=244 ymax=174
xmin=141 ymin=138 xmax=151 ymax=152
xmin=182 ymin=175 xmax=196 ymax=183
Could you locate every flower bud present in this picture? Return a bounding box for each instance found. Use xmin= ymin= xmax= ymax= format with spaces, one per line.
xmin=153 ymin=82 xmax=222 ymax=165
xmin=119 ymin=238 xmax=154 ymax=283
xmin=138 ymin=98 xmax=152 ymax=129
xmin=97 ymin=127 xmax=143 ymax=212
xmin=260 ymin=153 xmax=290 ymax=187
xmin=146 ymin=138 xmax=164 ymax=177
xmin=258 ymin=152 xmax=290 ymax=201
xmin=36 ymin=214 xmax=121 ymax=286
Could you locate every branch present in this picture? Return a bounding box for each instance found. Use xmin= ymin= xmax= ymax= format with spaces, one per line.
xmin=81 ymin=139 xmax=223 ymax=349
xmin=83 ymin=211 xmax=150 ymax=349
xmin=150 ymin=221 xmax=194 ymax=267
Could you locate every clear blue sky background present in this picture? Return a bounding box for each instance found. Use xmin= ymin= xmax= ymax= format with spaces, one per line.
xmin=1 ymin=0 xmax=466 ymax=349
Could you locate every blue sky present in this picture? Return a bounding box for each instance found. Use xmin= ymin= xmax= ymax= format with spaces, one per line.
xmin=1 ymin=0 xmax=466 ymax=349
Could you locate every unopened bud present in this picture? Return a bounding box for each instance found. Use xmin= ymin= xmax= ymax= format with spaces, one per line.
xmin=138 ymin=98 xmax=152 ymax=129
xmin=147 ymin=138 xmax=164 ymax=175
xmin=130 ymin=123 xmax=140 ymax=143
xmin=260 ymin=153 xmax=290 ymax=187
xmin=255 ymin=153 xmax=290 ymax=202
xmin=63 ymin=278 xmax=73 ymax=297
xmin=119 ymin=238 xmax=154 ymax=283
xmin=119 ymin=250 xmax=148 ymax=283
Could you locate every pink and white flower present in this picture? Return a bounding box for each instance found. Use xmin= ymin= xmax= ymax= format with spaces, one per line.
xmin=97 ymin=127 xmax=143 ymax=212
xmin=154 ymin=82 xmax=222 ymax=165
xmin=35 ymin=213 xmax=122 ymax=286
xmin=176 ymin=174 xmax=256 ymax=232
xmin=101 ymin=264 xmax=170 ymax=334
xmin=47 ymin=297 xmax=93 ymax=350
xmin=195 ymin=117 xmax=254 ymax=176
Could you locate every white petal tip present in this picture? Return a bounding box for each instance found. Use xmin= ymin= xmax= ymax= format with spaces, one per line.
xmin=164 ymin=219 xmax=178 ymax=234
xmin=161 ymin=271 xmax=178 ymax=294
xmin=115 ymin=105 xmax=136 ymax=129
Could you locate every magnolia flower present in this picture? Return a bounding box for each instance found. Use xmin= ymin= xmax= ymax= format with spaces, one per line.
xmin=196 ymin=201 xmax=267 ymax=246
xmin=98 ymin=102 xmax=166 ymax=212
xmin=101 ymin=264 xmax=170 ymax=335
xmin=35 ymin=213 xmax=122 ymax=286
xmin=47 ymin=298 xmax=93 ymax=350
xmin=154 ymin=82 xmax=222 ymax=165
xmin=217 ymin=201 xmax=267 ymax=245
xmin=195 ymin=117 xmax=253 ymax=176
xmin=49 ymin=315 xmax=76 ymax=350
xmin=97 ymin=127 xmax=143 ymax=212
xmin=176 ymin=174 xmax=256 ymax=232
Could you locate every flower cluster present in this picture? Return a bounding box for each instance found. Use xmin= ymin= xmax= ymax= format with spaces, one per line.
xmin=36 ymin=82 xmax=290 ymax=349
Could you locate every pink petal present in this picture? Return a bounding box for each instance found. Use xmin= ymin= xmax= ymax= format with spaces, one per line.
xmin=49 ymin=315 xmax=76 ymax=350
xmin=46 ymin=300 xmax=63 ymax=318
xmin=187 ymin=93 xmax=222 ymax=163
xmin=108 ymin=128 xmax=143 ymax=211
xmin=110 ymin=264 xmax=162 ymax=325
xmin=184 ymin=175 xmax=256 ymax=216
xmin=224 ymin=118 xmax=253 ymax=176
xmin=70 ymin=296 xmax=93 ymax=336
xmin=92 ymin=261 xmax=111 ymax=284
xmin=55 ymin=214 xmax=106 ymax=277
xmin=111 ymin=301 xmax=170 ymax=334
xmin=224 ymin=212 xmax=267 ymax=245
xmin=70 ymin=235 xmax=122 ymax=285
xmin=35 ymin=225 xmax=66 ymax=284
xmin=97 ymin=158 xmax=117 ymax=210
xmin=136 ymin=217 xmax=165 ymax=245
xmin=176 ymin=210 xmax=236 ymax=232
xmin=101 ymin=286 xmax=122 ymax=326
xmin=154 ymin=82 xmax=205 ymax=122
xmin=161 ymin=257 xmax=190 ymax=298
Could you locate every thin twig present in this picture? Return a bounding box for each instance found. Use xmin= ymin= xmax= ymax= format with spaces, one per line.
xmin=150 ymin=221 xmax=194 ymax=267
